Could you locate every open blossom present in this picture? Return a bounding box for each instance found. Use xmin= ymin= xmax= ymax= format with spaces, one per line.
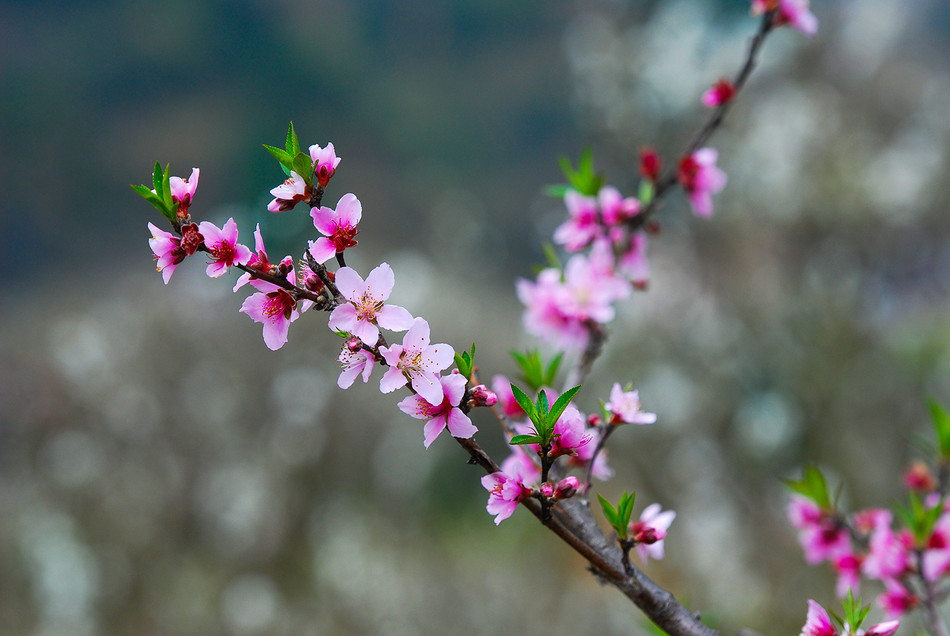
xmin=233 ymin=223 xmax=275 ymax=292
xmin=481 ymin=449 xmax=538 ymax=525
xmin=605 ymin=383 xmax=657 ymax=425
xmin=337 ymin=341 xmax=375 ymax=389
xmin=309 ymin=193 xmax=361 ymax=264
xmin=380 ymin=317 xmax=455 ymax=405
xmin=553 ymin=190 xmax=601 ymax=252
xmin=197 ymin=218 xmax=251 ymax=278
xmin=309 ymin=143 xmax=341 ymax=187
xmin=787 ymin=495 xmax=851 ymax=564
xmin=239 ymin=270 xmax=299 ymax=351
xmin=799 ymin=600 xmax=898 ymax=636
xmin=678 ymin=148 xmax=727 ymax=218
xmin=752 ymin=0 xmax=818 ymax=36
xmin=328 ymin=263 xmax=414 ymax=346
xmin=169 ymin=167 xmax=199 ymax=220
xmin=631 ymin=503 xmax=676 ymax=563
xmin=267 ymin=170 xmax=309 ymax=213
xmin=398 ymin=373 xmax=477 ymax=448
xmin=148 ymin=222 xmax=188 ymax=284
xmin=701 ymin=79 xmax=735 ymax=107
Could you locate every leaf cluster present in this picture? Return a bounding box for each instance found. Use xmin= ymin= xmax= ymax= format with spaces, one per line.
xmin=897 ymin=491 xmax=943 ymax=548
xmin=598 ymin=491 xmax=636 ymax=539
xmin=454 ymin=343 xmax=476 ymax=382
xmin=131 ymin=163 xmax=176 ymax=224
xmin=263 ymin=122 xmax=314 ymax=186
xmin=510 ymin=349 xmax=562 ymax=393
xmin=829 ymin=590 xmax=872 ymax=634
xmin=545 ymin=148 xmax=604 ymax=198
xmin=508 ymin=384 xmax=581 ymax=448
xmin=784 ymin=464 xmax=832 ymax=510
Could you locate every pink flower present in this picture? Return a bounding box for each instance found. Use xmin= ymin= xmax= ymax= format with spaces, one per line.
xmin=598 ymin=186 xmax=640 ymax=226
xmin=630 ymin=503 xmax=676 ymax=563
xmin=197 ymin=218 xmax=251 ymax=278
xmin=616 ymin=231 xmax=650 ymax=288
xmin=550 ymin=404 xmax=593 ymax=458
xmin=571 ymin=426 xmax=614 ymax=481
xmin=239 ymin=271 xmax=299 ymax=351
xmin=337 ymin=342 xmax=375 ymax=389
xmin=309 ymin=143 xmax=341 ymax=187
xmin=267 ymin=171 xmax=309 ymax=213
xmin=169 ymin=167 xmax=199 ymax=220
xmin=787 ymin=495 xmax=851 ymax=565
xmin=861 ymin=510 xmax=909 ymax=582
xmin=605 ymin=383 xmax=657 ymax=425
xmin=233 ymin=223 xmax=275 ymax=292
xmin=492 ymin=375 xmax=527 ymax=418
xmin=147 ymin=222 xmax=188 ymax=284
xmin=800 ymin=600 xmax=837 ymax=636
xmin=832 ymin=551 xmax=863 ymax=598
xmin=328 ymin=263 xmax=414 ymax=346
xmin=878 ymin=579 xmax=917 ymax=620
xmin=481 ymin=450 xmax=538 ymax=525
xmin=309 ymin=193 xmax=361 ymax=264
xmin=379 ymin=317 xmax=455 ymax=405
xmin=701 ymin=79 xmax=735 ymax=107
xmin=678 ymin=148 xmax=727 ymax=218
xmin=398 ymin=373 xmax=477 ymax=448
xmin=752 ymin=0 xmax=818 ymax=37
xmin=553 ymin=190 xmax=601 ymax=252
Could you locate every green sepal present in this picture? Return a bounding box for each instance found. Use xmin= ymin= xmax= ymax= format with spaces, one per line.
xmin=292 ymin=151 xmax=314 ymax=187
xmin=928 ymin=399 xmax=950 ymax=459
xmin=544 ymin=184 xmax=569 ymax=198
xmin=510 ymin=434 xmax=541 ymax=446
xmin=285 ymin=121 xmax=300 ymax=156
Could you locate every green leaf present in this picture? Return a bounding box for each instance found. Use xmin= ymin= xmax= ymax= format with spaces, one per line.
xmin=617 ymin=491 xmax=636 ymax=529
xmin=292 ymin=152 xmax=314 ymax=187
xmin=510 ymin=434 xmax=541 ymax=446
xmin=929 ymin=399 xmax=950 ymax=458
xmin=548 ymin=385 xmax=581 ymax=428
xmin=263 ymin=144 xmax=294 ymax=171
xmin=597 ymin=494 xmax=619 ymax=529
xmin=131 ymin=184 xmax=176 ymax=223
xmin=285 ymin=121 xmax=300 ymax=156
xmin=454 ymin=344 xmax=476 ymax=381
xmin=509 ymin=384 xmax=536 ymax=420
xmin=544 ymin=184 xmax=569 ymax=198
xmin=152 ymin=162 xmax=163 ymax=195
xmin=558 ymin=148 xmax=604 ymax=196
xmin=638 ymin=180 xmax=654 ymax=206
xmin=160 ymin=164 xmax=173 ymax=211
xmin=784 ymin=464 xmax=831 ymax=510
xmin=536 ymin=389 xmax=550 ymax=416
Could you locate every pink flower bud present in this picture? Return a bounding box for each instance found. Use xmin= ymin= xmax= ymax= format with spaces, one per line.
xmin=904 ymin=460 xmax=937 ymax=492
xmin=586 ymin=414 xmax=601 ymax=428
xmin=555 ymin=476 xmax=579 ymax=500
xmin=539 ymin=482 xmax=554 ymax=498
xmin=701 ymin=79 xmax=735 ymax=108
xmin=346 ymin=336 xmax=363 ymax=353
xmin=470 ymin=385 xmax=498 ymax=408
xmin=639 ymin=147 xmax=661 ymax=182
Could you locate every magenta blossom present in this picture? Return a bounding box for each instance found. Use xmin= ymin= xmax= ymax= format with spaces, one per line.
xmin=267 ymin=171 xmax=309 ymax=213
xmin=197 ymin=218 xmax=251 ymax=278
xmin=481 ymin=450 xmax=538 ymax=525
xmin=233 ymin=223 xmax=275 ymax=292
xmin=598 ymin=186 xmax=640 ymax=226
xmin=147 ymin=222 xmax=188 ymax=284
xmin=239 ymin=270 xmax=299 ymax=351
xmin=398 ymin=373 xmax=477 ymax=448
xmin=605 ymin=383 xmax=657 ymax=425
xmin=328 ymin=263 xmax=414 ymax=346
xmin=752 ymin=0 xmax=818 ymax=37
xmin=380 ymin=317 xmax=455 ymax=405
xmin=630 ymin=503 xmax=676 ymax=563
xmin=701 ymin=79 xmax=735 ymax=107
xmin=553 ymin=190 xmax=601 ymax=252
xmin=678 ymin=148 xmax=727 ymax=218
xmin=309 ymin=193 xmax=361 ymax=264
xmin=309 ymin=143 xmax=341 ymax=187
xmin=169 ymin=167 xmax=199 ymax=220
xmin=787 ymin=495 xmax=851 ymax=565
xmin=799 ymin=600 xmax=898 ymax=636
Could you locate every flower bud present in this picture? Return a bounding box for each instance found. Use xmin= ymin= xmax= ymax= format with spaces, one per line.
xmin=278 ymin=256 xmax=294 ymax=276
xmin=904 ymin=460 xmax=937 ymax=492
xmin=470 ymin=385 xmax=498 ymax=408
xmin=346 ymin=336 xmax=363 ymax=353
xmin=539 ymin=482 xmax=555 ymax=498
xmin=554 ymin=476 xmax=580 ymax=500
xmin=639 ymin=147 xmax=661 ymax=182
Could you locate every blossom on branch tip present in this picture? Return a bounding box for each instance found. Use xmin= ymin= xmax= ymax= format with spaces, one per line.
xmin=197 ymin=218 xmax=251 ymax=278
xmin=605 ymin=383 xmax=657 ymax=425
xmin=309 ymin=143 xmax=341 ymax=187
xmin=752 ymin=0 xmax=818 ymax=37
xmin=678 ymin=148 xmax=727 ymax=218
xmin=147 ymin=222 xmax=189 ymax=284
xmin=169 ymin=168 xmax=199 ymax=220
xmin=380 ymin=317 xmax=455 ymax=405
xmin=397 ymin=373 xmax=477 ymax=448
xmin=267 ymin=171 xmax=309 ymax=213
xmin=239 ymin=270 xmax=299 ymax=351
xmin=309 ymin=193 xmax=361 ymax=264
xmin=328 ymin=263 xmax=414 ymax=346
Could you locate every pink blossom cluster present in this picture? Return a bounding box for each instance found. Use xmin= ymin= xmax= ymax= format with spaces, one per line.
xmin=799 ymin=600 xmax=898 ymax=636
xmin=787 ymin=462 xmax=950 ymax=621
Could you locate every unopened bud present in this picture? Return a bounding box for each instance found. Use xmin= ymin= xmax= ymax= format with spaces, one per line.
xmin=586 ymin=414 xmax=601 ymax=428
xmin=346 ymin=336 xmax=363 ymax=353
xmin=639 ymin=147 xmax=661 ymax=182
xmin=554 ymin=476 xmax=579 ymax=500
xmin=470 ymin=385 xmax=498 ymax=408
xmin=539 ymin=482 xmax=555 ymax=498
xmin=905 ymin=460 xmax=937 ymax=492
xmin=278 ymin=256 xmax=294 ymax=276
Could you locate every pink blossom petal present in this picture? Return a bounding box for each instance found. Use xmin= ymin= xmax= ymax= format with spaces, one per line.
xmin=380 ymin=366 xmax=408 ymax=394
xmin=376 ymin=304 xmax=414 ymax=332
xmin=446 ymin=408 xmax=477 ymax=439
xmin=335 ymin=193 xmax=362 ymax=225
xmin=333 ymin=267 xmax=364 ymax=300
xmin=364 ymin=262 xmax=395 ymax=299
xmin=328 ymin=303 xmax=358 ymax=333
xmin=442 ymin=374 xmax=468 ymax=405
xmin=423 ymin=415 xmax=448 ymax=448
xmin=308 ymin=237 xmax=337 ymax=264
xmin=412 ymin=372 xmax=444 ymax=406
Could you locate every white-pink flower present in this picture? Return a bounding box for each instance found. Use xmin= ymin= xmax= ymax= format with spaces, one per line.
xmin=630 ymin=503 xmax=676 ymax=563
xmin=337 ymin=342 xmax=375 ymax=389
xmin=678 ymin=148 xmax=727 ymax=218
xmin=233 ymin=223 xmax=276 ymax=292
xmin=328 ymin=263 xmax=414 ymax=346
xmin=267 ymin=171 xmax=309 ymax=213
xmin=481 ymin=450 xmax=537 ymax=525
xmin=239 ymin=270 xmax=299 ymax=351
xmin=197 ymin=217 xmax=251 ymax=278
xmin=147 ymin=222 xmax=187 ymax=284
xmin=553 ymin=190 xmax=601 ymax=252
xmin=397 ymin=373 xmax=477 ymax=448
xmin=309 ymin=193 xmax=361 ymax=264
xmin=605 ymin=383 xmax=657 ymax=425
xmin=379 ymin=317 xmax=455 ymax=405
xmin=799 ymin=599 xmax=898 ymax=636
xmin=169 ymin=167 xmax=199 ymax=219
xmin=309 ymin=143 xmax=341 ymax=187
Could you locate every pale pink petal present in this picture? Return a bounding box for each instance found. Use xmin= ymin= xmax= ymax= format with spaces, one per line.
xmin=427 ymin=343 xmax=456 ymax=371
xmin=423 ymin=415 xmax=448 ymax=448
xmin=442 ymin=373 xmax=468 ymax=405
xmin=412 ymin=372 xmax=444 ymax=406
xmin=338 ymin=364 xmax=363 ymax=389
xmin=262 ymin=315 xmax=291 ymax=350
xmin=328 ymin=303 xmax=358 ymax=333
xmin=376 ymin=304 xmax=414 ymax=332
xmin=335 ymin=193 xmax=362 ymax=225
xmin=308 ymin=237 xmax=337 ymax=264
xmin=352 ymin=320 xmax=379 ymax=346
xmin=364 ymin=262 xmax=395 ymax=299
xmin=333 ymin=267 xmax=364 ymax=301
xmin=380 ymin=367 xmax=408 ymax=394
xmin=446 ymin=408 xmax=477 ymax=439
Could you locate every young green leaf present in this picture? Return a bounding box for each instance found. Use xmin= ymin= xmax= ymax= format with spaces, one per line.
xmin=929 ymin=399 xmax=950 ymax=458
xmin=263 ymin=144 xmax=293 ymax=169
xmin=617 ymin=491 xmax=636 ymax=530
xmin=510 ymin=434 xmax=541 ymax=446
xmin=285 ymin=121 xmax=300 ymax=156
xmin=509 ymin=384 xmax=537 ymax=420
xmin=160 ymin=164 xmax=173 ymax=211
xmin=598 ymin=494 xmax=620 ymax=532
xmin=548 ymin=385 xmax=581 ymax=428
xmin=131 ymin=184 xmax=176 ymax=223
xmin=638 ymin=179 xmax=654 ymax=206
xmin=152 ymin=162 xmax=163 ymax=195
xmin=292 ymin=152 xmax=313 ymax=187
xmin=544 ymin=352 xmax=564 ymax=388
xmin=544 ymin=184 xmax=569 ymax=198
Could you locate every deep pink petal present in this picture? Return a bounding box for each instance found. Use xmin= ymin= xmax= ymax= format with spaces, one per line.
xmin=310 ymin=207 xmax=339 ymax=236
xmin=308 ymin=237 xmax=337 ymax=264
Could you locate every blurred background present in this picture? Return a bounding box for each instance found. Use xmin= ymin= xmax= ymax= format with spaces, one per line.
xmin=2 ymin=0 xmax=950 ymax=633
